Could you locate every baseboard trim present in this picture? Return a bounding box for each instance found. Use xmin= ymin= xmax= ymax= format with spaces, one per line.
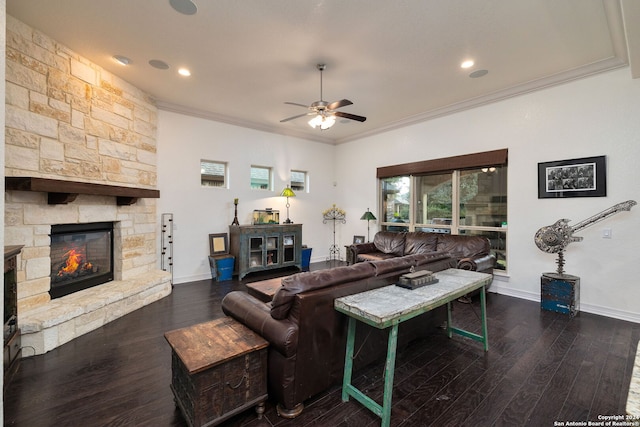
xmin=490 ymin=281 xmax=640 ymax=324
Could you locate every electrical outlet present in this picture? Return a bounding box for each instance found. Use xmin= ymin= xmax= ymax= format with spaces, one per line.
xmin=602 ymin=228 xmax=612 ymax=239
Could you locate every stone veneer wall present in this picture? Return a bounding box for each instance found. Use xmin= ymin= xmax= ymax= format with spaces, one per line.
xmin=4 ymin=14 xmax=170 ymax=350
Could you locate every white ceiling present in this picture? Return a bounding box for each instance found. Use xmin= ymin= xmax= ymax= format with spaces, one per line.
xmin=6 ymin=0 xmax=639 ymax=144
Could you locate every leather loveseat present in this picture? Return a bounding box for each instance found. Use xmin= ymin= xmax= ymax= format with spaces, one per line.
xmin=221 ymin=253 xmax=457 ymax=418
xmin=348 ymin=231 xmax=495 ymax=274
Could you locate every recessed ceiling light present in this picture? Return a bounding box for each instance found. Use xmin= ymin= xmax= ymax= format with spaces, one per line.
xmin=461 ymin=60 xmax=474 ymax=69
xmin=169 ymin=0 xmax=197 ymax=15
xmin=178 ymin=68 xmax=191 ymax=77
xmin=149 ymin=59 xmax=170 ymax=70
xmin=113 ymin=55 xmax=131 ymax=66
xmin=469 ymin=69 xmax=489 ymax=78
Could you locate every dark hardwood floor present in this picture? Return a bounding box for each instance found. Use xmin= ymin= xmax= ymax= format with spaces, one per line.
xmin=4 ymin=263 xmax=639 ymax=427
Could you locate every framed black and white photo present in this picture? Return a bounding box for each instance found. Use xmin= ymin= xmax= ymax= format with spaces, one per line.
xmin=353 ymin=235 xmax=365 ymax=244
xmin=209 ymin=233 xmax=228 ymax=255
xmin=538 ymin=156 xmax=606 ymax=199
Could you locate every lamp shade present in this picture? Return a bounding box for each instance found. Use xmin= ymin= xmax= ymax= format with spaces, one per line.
xmin=280 ymin=187 xmax=296 ymax=198
xmin=360 ymin=209 xmax=376 ymax=221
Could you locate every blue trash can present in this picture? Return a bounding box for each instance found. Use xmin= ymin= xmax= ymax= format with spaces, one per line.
xmin=301 ymin=247 xmax=312 ymax=270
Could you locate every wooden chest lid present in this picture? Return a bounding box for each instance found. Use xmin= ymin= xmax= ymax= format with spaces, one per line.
xmin=165 ymin=316 xmax=268 ymax=374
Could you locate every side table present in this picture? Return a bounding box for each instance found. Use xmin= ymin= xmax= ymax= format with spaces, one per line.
xmin=335 ymin=269 xmax=492 ymax=427
xmin=245 ymin=277 xmax=283 ymax=302
xmin=165 ymin=316 xmax=268 ymax=427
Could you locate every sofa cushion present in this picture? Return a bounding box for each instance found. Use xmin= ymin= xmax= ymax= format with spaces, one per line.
xmin=373 ymin=231 xmax=406 ymax=256
xmin=404 ymin=231 xmax=439 ymax=255
xmin=404 ymin=252 xmax=451 ymax=266
xmin=270 ymin=262 xmax=376 ymax=320
xmin=370 ymin=257 xmax=415 ymax=276
xmin=436 ymin=234 xmax=489 ymax=258
xmin=357 ymin=252 xmax=396 ymax=262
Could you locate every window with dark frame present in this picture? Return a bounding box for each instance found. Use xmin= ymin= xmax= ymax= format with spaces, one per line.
xmin=378 ymin=149 xmax=508 ymax=271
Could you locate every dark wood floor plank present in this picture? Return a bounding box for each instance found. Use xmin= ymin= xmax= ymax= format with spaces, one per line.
xmin=398 ymin=360 xmax=486 ymax=426
xmin=526 ymin=324 xmax=593 ymax=425
xmin=495 ymin=323 xmax=577 ymax=426
xmin=449 ymin=316 xmax=566 ymax=426
xmin=558 ymin=335 xmax=611 ymax=421
xmin=4 ymin=265 xmax=638 ymax=427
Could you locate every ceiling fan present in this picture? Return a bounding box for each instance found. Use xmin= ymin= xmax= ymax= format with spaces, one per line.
xmin=280 ymin=64 xmax=367 ymax=130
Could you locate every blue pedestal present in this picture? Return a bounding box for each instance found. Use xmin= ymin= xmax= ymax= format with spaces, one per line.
xmin=209 ymin=255 xmax=235 ymax=281
xmin=541 ymin=272 xmax=580 ymax=316
xmin=301 ymin=248 xmax=312 ymax=270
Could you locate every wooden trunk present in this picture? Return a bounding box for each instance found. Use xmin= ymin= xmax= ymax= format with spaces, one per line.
xmin=165 ymin=317 xmax=268 ymax=427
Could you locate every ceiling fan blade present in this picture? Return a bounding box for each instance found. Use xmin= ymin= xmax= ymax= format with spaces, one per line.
xmin=284 ymin=102 xmax=310 ymax=108
xmin=327 ymin=99 xmax=353 ymax=110
xmin=280 ymin=112 xmax=313 ymax=123
xmin=334 ymin=111 xmax=367 ymax=122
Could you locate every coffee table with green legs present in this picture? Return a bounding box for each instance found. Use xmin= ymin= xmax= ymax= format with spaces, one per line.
xmin=334 ymin=268 xmax=492 ymax=427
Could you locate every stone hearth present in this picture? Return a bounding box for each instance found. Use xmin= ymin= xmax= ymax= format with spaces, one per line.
xmin=20 ymin=270 xmax=171 ymax=355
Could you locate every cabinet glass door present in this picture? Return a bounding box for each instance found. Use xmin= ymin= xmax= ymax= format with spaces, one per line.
xmin=249 ymin=236 xmax=264 ymax=267
xmin=266 ymin=235 xmax=278 ymax=265
xmin=283 ymin=234 xmax=295 ymax=263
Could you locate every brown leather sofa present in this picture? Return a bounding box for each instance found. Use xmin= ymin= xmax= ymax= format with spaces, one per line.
xmin=348 ymin=231 xmax=495 ymax=274
xmin=221 ymin=253 xmax=457 ymax=418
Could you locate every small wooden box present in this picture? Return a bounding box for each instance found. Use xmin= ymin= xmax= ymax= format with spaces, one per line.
xmin=165 ymin=317 xmax=268 ymax=427
xmin=541 ymin=272 xmax=580 ymax=316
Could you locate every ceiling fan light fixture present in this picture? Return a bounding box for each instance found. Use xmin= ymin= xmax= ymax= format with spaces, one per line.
xmin=308 ymin=114 xmax=335 ymax=130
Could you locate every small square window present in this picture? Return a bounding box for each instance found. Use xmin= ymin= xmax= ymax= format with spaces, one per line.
xmin=201 ymin=160 xmax=226 ymax=187
xmin=291 ymin=170 xmax=307 ymax=192
xmin=251 ymin=165 xmax=272 ymax=190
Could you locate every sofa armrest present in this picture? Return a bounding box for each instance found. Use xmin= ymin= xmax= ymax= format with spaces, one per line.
xmin=457 ymin=253 xmax=496 ymax=272
xmin=348 ymin=242 xmax=377 ymax=262
xmin=222 ymin=291 xmax=298 ymax=357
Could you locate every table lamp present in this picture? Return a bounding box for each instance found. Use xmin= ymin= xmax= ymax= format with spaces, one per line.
xmin=360 ymin=208 xmax=377 ymax=242
xmin=281 ymin=187 xmax=296 ymax=224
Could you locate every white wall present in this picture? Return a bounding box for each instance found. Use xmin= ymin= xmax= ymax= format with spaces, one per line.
xmin=157 ymin=111 xmax=339 ymax=283
xmin=158 ymin=67 xmax=639 ymax=322
xmin=334 ymin=67 xmax=640 ymax=322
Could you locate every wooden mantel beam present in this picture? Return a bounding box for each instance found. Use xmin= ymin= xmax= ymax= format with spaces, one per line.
xmin=5 ymin=177 xmax=160 ymax=205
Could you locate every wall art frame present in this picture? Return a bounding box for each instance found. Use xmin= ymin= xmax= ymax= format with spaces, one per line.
xmin=538 ymin=155 xmax=606 ymax=199
xmin=209 ymin=233 xmax=229 ymax=255
xmin=353 ymin=235 xmax=365 ymax=244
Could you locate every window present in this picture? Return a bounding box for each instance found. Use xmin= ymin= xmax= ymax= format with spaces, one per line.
xmin=378 ymin=150 xmax=508 ymax=271
xmin=201 ymin=160 xmax=226 ymax=187
xmin=291 ymin=170 xmax=307 ymax=192
xmin=250 ymin=165 xmax=272 ymax=190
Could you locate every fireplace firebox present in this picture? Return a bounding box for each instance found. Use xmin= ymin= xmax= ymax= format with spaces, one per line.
xmin=50 ymin=222 xmax=114 ymax=299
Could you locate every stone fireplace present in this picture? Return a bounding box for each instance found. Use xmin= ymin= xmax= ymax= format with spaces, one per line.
xmin=4 ymin=17 xmax=172 ymax=355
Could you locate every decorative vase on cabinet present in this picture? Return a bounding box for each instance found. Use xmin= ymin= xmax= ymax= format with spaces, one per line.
xmin=229 ymin=224 xmax=302 ymax=280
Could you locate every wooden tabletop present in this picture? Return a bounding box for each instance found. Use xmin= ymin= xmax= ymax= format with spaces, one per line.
xmin=245 ymin=277 xmax=284 ymax=302
xmin=164 ymin=316 xmax=268 ymax=374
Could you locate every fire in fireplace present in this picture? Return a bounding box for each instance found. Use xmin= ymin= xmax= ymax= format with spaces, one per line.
xmin=50 ymin=222 xmax=114 ymax=299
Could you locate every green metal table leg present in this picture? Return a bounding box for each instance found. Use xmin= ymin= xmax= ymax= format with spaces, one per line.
xmin=342 ymin=317 xmax=356 ymax=402
xmin=480 ymin=285 xmax=489 ymax=352
xmin=381 ymin=323 xmax=399 ymax=427
xmin=447 ymin=300 xmax=453 ymax=338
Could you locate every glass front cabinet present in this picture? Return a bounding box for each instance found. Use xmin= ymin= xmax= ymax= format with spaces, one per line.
xmin=230 ymin=224 xmax=302 ymax=279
